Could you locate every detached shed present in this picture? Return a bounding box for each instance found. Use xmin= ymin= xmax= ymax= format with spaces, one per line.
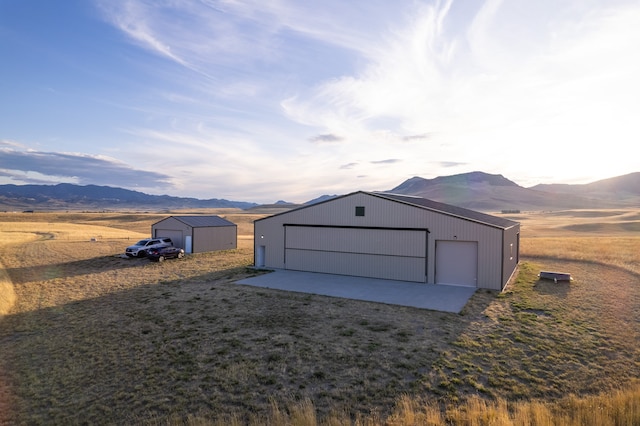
xmin=152 ymin=215 xmax=237 ymax=254
xmin=254 ymin=191 xmax=520 ymax=291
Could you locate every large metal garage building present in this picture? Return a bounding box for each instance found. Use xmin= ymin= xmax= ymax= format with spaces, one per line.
xmin=152 ymin=215 xmax=237 ymax=254
xmin=253 ymin=191 xmax=520 ymax=290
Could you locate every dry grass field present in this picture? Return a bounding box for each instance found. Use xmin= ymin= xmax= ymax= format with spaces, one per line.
xmin=0 ymin=208 xmax=639 ymax=425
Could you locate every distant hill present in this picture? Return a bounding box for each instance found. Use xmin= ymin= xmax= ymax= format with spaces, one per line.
xmin=530 ymin=172 xmax=640 ymax=201
xmin=392 ymin=171 xmax=519 ymax=193
xmin=387 ymin=171 xmax=639 ymax=211
xmin=0 ymin=183 xmax=258 ymax=211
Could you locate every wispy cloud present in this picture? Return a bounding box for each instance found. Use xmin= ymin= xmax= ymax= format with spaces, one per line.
xmin=0 ymin=139 xmax=26 ymax=149
xmin=97 ymin=1 xmax=190 ymax=66
xmin=402 ymin=134 xmax=432 ymax=142
xmin=95 ymin=0 xmax=396 ymax=84
xmin=371 ymin=159 xmax=402 ymax=165
xmin=438 ymin=161 xmax=467 ymax=168
xmin=309 ymin=134 xmax=344 ymax=144
xmin=340 ymin=162 xmax=358 ymax=169
xmin=281 ymin=0 xmax=457 ymax=132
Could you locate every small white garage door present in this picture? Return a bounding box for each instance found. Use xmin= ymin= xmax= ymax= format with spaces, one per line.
xmin=284 ymin=226 xmax=428 ymax=282
xmin=435 ymin=240 xmax=478 ymax=287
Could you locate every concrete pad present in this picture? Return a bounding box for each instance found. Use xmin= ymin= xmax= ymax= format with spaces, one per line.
xmin=236 ymin=269 xmax=476 ymax=313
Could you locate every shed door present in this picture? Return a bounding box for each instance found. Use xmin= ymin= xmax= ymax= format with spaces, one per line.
xmin=435 ymin=241 xmax=478 ymax=287
xmin=284 ymin=226 xmax=427 ymax=282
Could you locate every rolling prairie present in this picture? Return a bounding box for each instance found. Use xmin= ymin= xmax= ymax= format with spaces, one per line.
xmin=0 ymin=208 xmax=639 ymax=424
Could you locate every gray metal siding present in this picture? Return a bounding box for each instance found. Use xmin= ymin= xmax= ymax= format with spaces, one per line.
xmin=193 ymin=225 xmax=237 ymax=252
xmin=285 ymin=226 xmax=426 ymax=257
xmin=501 ymin=225 xmax=521 ymax=289
xmin=284 ymin=226 xmax=427 ymax=282
xmin=378 ymin=192 xmax=518 ymax=229
xmin=286 ymin=250 xmax=426 ymax=281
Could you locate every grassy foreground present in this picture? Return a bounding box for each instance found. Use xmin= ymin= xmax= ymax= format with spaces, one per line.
xmin=200 ymin=383 xmax=640 ymax=425
xmin=0 ymin=211 xmax=639 ymax=424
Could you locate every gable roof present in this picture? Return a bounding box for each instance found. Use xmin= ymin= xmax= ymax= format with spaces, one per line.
xmin=370 ymin=192 xmax=519 ymax=229
xmin=256 ymin=190 xmax=518 ymax=230
xmin=156 ymin=215 xmax=236 ymax=228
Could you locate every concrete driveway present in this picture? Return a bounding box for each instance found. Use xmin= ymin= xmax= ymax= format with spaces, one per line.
xmin=236 ymin=269 xmax=476 ymax=313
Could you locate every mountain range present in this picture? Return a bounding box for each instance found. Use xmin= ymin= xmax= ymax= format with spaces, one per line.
xmin=387 ymin=171 xmax=640 ymax=211
xmin=0 ymin=183 xmax=258 ymax=211
xmin=0 ymin=171 xmax=638 ymax=212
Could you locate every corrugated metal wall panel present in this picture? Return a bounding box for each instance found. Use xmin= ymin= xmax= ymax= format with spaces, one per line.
xmin=501 ymin=225 xmax=520 ymax=289
xmin=284 ymin=226 xmax=427 ymax=282
xmin=193 ymin=226 xmax=237 ymax=252
xmin=285 ymin=227 xmax=426 ymax=257
xmin=285 ymin=250 xmax=426 ymax=282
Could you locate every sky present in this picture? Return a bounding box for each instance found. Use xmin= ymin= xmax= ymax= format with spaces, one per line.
xmin=1 ymin=0 xmax=639 ymax=204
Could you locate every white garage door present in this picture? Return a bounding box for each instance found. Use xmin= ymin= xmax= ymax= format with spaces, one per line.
xmin=435 ymin=240 xmax=478 ymax=286
xmin=284 ymin=226 xmax=428 ymax=282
